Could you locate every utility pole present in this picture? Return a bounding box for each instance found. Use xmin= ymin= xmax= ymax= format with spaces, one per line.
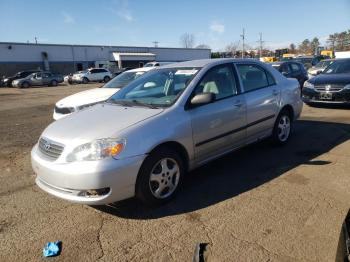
xmin=34 ymin=37 xmax=38 ymax=44
xmin=152 ymin=41 xmax=159 ymax=47
xmin=240 ymin=28 xmax=245 ymax=58
xmin=258 ymin=32 xmax=264 ymax=58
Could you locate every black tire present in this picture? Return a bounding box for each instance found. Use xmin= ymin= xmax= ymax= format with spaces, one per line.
xmin=103 ymin=76 xmax=110 ymax=83
xmin=136 ymin=147 xmax=185 ymax=206
xmin=21 ymin=82 xmax=30 ymax=89
xmin=272 ymin=109 xmax=292 ymax=145
xmin=50 ymin=80 xmax=58 ymax=86
xmin=82 ymin=77 xmax=89 ymax=84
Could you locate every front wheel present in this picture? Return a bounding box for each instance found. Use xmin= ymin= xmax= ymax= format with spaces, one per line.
xmin=272 ymin=110 xmax=292 ymax=145
xmin=50 ymin=80 xmax=58 ymax=86
xmin=103 ymin=76 xmax=110 ymax=83
xmin=21 ymin=82 xmax=30 ymax=88
xmin=82 ymin=77 xmax=89 ymax=84
xmin=136 ymin=147 xmax=184 ymax=206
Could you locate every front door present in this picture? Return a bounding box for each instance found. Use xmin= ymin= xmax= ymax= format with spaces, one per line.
xmin=188 ymin=64 xmax=247 ymax=164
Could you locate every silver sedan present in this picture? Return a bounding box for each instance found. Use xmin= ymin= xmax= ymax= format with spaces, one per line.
xmin=31 ymin=59 xmax=302 ymax=206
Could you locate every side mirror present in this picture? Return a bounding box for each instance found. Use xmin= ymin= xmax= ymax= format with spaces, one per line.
xmin=190 ymin=92 xmax=215 ymax=107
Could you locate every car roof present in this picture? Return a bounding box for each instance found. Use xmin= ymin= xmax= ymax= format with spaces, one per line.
xmin=127 ymin=67 xmax=155 ymax=73
xmin=160 ymin=58 xmax=263 ymax=69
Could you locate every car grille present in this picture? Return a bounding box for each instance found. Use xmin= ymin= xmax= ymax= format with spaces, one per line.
xmin=314 ymin=84 xmax=344 ymax=92
xmin=55 ymin=106 xmax=73 ymax=114
xmin=38 ymin=138 xmax=64 ymax=160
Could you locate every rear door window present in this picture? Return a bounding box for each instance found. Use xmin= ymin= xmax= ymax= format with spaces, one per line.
xmin=291 ymin=63 xmax=301 ymax=73
xmin=236 ymin=64 xmax=270 ymax=92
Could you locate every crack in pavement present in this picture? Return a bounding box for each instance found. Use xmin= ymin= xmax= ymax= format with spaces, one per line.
xmin=0 ymin=183 xmax=35 ymax=198
xmin=228 ymin=232 xmax=301 ymax=261
xmin=96 ymin=214 xmax=105 ymax=261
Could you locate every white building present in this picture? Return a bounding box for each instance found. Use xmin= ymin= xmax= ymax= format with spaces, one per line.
xmin=0 ymin=42 xmax=211 ymax=76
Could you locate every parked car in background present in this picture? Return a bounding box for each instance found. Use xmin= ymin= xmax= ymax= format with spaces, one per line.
xmin=307 ymin=59 xmax=335 ymax=78
xmin=302 ymin=58 xmax=350 ymax=105
xmin=271 ymin=61 xmax=308 ymax=88
xmin=32 ymin=59 xmax=302 ymax=206
xmin=71 ymin=68 xmax=112 ymax=84
xmin=293 ymin=56 xmax=314 ymax=69
xmin=53 ymin=67 xmax=154 ymax=120
xmin=143 ymin=61 xmax=173 ymax=67
xmin=3 ymin=70 xmax=41 ymax=87
xmin=12 ymin=71 xmax=63 ymax=88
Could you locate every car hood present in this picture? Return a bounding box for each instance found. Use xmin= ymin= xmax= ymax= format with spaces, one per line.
xmin=55 ymin=88 xmax=119 ymax=108
xmin=42 ymin=103 xmax=164 ymax=145
xmin=309 ymin=73 xmax=350 ymax=85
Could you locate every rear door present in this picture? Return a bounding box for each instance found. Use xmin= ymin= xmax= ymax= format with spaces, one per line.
xmin=188 ymin=64 xmax=246 ymax=164
xmin=236 ymin=63 xmax=279 ymax=143
xmin=42 ymin=72 xmax=52 ymax=85
xmin=89 ymin=69 xmax=98 ymax=81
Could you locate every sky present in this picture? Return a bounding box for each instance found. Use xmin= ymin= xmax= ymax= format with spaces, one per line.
xmin=0 ymin=0 xmax=349 ymax=51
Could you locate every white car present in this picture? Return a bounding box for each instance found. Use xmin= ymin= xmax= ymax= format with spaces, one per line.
xmin=53 ymin=67 xmax=154 ymax=120
xmin=143 ymin=61 xmax=173 ymax=67
xmin=71 ymin=68 xmax=112 ymax=84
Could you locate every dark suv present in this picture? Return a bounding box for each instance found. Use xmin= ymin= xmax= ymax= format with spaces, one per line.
xmin=271 ymin=61 xmax=308 ymax=88
xmin=3 ymin=70 xmax=41 ymax=87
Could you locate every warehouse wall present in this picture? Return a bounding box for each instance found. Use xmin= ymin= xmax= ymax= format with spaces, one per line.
xmin=0 ymin=42 xmax=211 ymax=76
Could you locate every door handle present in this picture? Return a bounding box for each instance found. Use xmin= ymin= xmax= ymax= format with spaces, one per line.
xmin=272 ymin=90 xmax=279 ymax=96
xmin=233 ymin=100 xmax=243 ymax=107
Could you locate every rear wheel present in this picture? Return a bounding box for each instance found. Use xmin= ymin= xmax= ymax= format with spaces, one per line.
xmin=103 ymin=76 xmax=110 ymax=83
xmin=136 ymin=147 xmax=184 ymax=206
xmin=272 ymin=109 xmax=292 ymax=145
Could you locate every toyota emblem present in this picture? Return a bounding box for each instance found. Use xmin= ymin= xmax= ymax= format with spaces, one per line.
xmin=44 ymin=141 xmax=51 ymax=151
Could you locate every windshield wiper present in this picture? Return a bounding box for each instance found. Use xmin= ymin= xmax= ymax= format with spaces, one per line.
xmin=108 ymin=99 xmax=134 ymax=107
xmin=131 ymin=100 xmax=159 ymax=109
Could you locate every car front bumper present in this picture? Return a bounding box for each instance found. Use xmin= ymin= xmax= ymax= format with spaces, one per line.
xmin=31 ymin=144 xmax=146 ymax=205
xmin=302 ymin=88 xmax=350 ymax=104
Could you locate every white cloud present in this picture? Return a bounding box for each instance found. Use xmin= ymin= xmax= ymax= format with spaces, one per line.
xmin=111 ymin=0 xmax=134 ymax=22
xmin=62 ymin=11 xmax=74 ymax=24
xmin=210 ymin=21 xmax=225 ymax=34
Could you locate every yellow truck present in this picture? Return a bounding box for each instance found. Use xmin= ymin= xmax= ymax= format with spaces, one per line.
xmin=321 ymin=50 xmax=334 ymax=58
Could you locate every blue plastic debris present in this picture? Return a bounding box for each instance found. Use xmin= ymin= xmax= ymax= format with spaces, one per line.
xmin=43 ymin=241 xmax=62 ymax=257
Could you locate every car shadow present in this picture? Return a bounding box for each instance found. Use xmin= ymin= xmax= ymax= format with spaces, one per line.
xmin=93 ymin=119 xmax=350 ymax=220
xmin=307 ymin=103 xmax=350 ymax=110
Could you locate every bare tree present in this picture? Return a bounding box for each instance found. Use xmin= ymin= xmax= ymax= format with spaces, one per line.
xmin=180 ymin=33 xmax=195 ymax=48
xmin=289 ymin=43 xmax=296 ymax=54
xmin=225 ymin=41 xmax=240 ymax=57
xmin=196 ymin=44 xmax=210 ymax=49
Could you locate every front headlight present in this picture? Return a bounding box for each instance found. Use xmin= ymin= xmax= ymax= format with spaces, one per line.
xmin=4 ymin=78 xmax=8 ymax=82
xmin=303 ymin=81 xmax=314 ymax=89
xmin=66 ymin=138 xmax=126 ymax=162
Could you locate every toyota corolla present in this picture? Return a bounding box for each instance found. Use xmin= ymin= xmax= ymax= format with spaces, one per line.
xmin=31 ymin=59 xmax=302 ymax=206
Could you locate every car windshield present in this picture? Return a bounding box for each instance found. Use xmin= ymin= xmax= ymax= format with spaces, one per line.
xmin=107 ymin=67 xmax=200 ymax=108
xmin=323 ymin=60 xmax=350 ymax=74
xmin=102 ymin=71 xmax=146 ymax=89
